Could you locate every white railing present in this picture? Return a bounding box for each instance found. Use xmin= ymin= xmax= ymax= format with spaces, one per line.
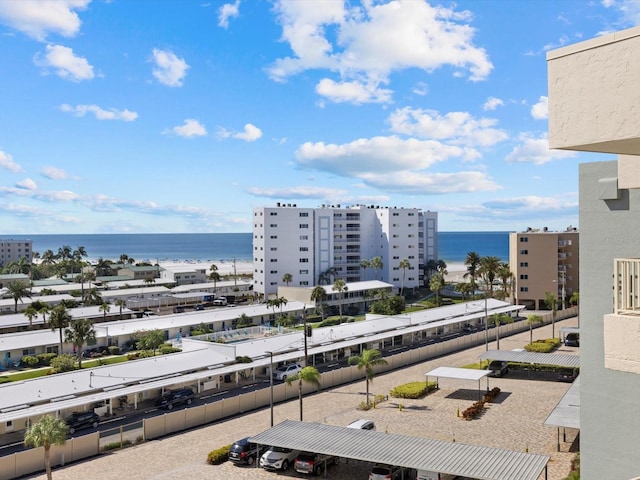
xmin=614 ymin=258 xmax=640 ymax=315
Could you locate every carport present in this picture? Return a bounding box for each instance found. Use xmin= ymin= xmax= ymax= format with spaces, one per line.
xmin=478 ymin=349 xmax=580 ymax=369
xmin=249 ymin=420 xmax=549 ymax=480
xmin=545 ymin=376 xmax=580 ymax=451
xmin=424 ymin=366 xmax=492 ymax=401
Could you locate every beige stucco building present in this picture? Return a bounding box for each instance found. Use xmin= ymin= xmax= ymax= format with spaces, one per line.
xmin=548 ymin=25 xmax=640 ymax=480
xmin=509 ymin=228 xmax=579 ymax=310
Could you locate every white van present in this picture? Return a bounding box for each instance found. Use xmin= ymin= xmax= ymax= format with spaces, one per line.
xmin=417 ymin=471 xmax=456 ymax=480
xmin=347 ymin=419 xmax=376 ymax=431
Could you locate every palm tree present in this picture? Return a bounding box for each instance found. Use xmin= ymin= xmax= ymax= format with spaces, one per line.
xmin=24 ymin=305 xmax=39 ymax=329
xmin=99 ymin=302 xmax=111 ymax=322
xmin=436 ymin=259 xmax=448 ymax=275
xmin=8 ymin=280 xmax=32 ymax=313
xmin=491 ymin=313 xmax=513 ymax=349
xmin=527 ymin=314 xmax=544 ymax=345
xmin=115 ymin=299 xmax=127 ymax=320
xmin=348 ymin=349 xmax=388 ymax=407
xmin=82 ymin=288 xmax=102 ymax=306
xmin=370 ymin=256 xmax=383 ymax=281
xmin=463 ymin=251 xmax=481 ymax=292
xmin=49 ymin=305 xmax=71 ymax=353
xmin=333 ymin=278 xmax=348 ymax=320
xmin=208 ymin=263 xmax=221 ymax=293
xmin=38 ymin=303 xmax=51 ymax=326
xmin=496 ymin=262 xmax=513 ymax=302
xmin=94 ymin=257 xmax=113 ymax=277
xmin=40 ymin=249 xmax=56 ymax=265
xmin=398 ymin=259 xmax=410 ymax=296
xmin=65 ymin=318 xmax=96 ymax=368
xmin=286 ymin=366 xmax=321 ymax=421
xmin=544 ymin=291 xmax=558 ymax=338
xmin=310 ymin=286 xmax=327 ymax=319
xmin=478 ymin=256 xmax=501 ymax=297
xmin=360 ymin=258 xmax=370 ymax=281
xmin=24 ymin=414 xmax=69 ymax=480
xmin=429 ymin=272 xmax=445 ymax=306
xmin=282 ymin=273 xmax=293 ymax=286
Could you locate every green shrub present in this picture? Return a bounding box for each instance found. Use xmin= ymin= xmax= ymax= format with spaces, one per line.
xmin=108 ymin=346 xmax=120 ymax=355
xmin=21 ymin=355 xmax=39 ymax=368
xmin=102 ymin=440 xmax=132 ymax=451
xmin=318 ymin=317 xmax=341 ymax=328
xmin=50 ymin=354 xmax=77 ymax=373
xmin=207 ymin=444 xmax=231 ymax=465
xmin=357 ymin=401 xmax=372 ymax=411
xmin=525 ymin=342 xmax=556 ymax=353
xmin=389 ymin=381 xmax=437 ymax=399
xmin=159 ymin=345 xmax=181 ymax=355
xmin=235 ymin=356 xmax=253 ymax=363
xmin=306 ymin=314 xmax=322 ymax=323
xmin=36 ymin=353 xmax=58 ymax=366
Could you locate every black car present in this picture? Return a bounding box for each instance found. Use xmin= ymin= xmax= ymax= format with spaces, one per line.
xmin=487 ymin=360 xmax=509 ymax=377
xmin=154 ymin=388 xmax=195 ymax=409
xmin=564 ymin=332 xmax=580 ymax=347
xmin=229 ymin=437 xmax=267 ymax=466
xmin=557 ymin=367 xmax=579 ymax=382
xmin=65 ymin=411 xmax=100 ymax=434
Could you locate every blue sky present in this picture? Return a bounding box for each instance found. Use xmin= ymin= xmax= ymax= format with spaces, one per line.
xmin=0 ymin=0 xmax=638 ymax=234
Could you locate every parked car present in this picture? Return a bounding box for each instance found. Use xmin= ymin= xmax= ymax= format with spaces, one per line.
xmin=369 ymin=464 xmax=401 ymax=480
xmin=462 ymin=324 xmax=477 ymax=333
xmin=487 ymin=360 xmax=509 ymax=377
xmin=65 ymin=411 xmax=100 ymax=435
xmin=259 ymin=446 xmax=300 ymax=471
xmin=294 ymin=451 xmax=339 ymax=475
xmin=347 ymin=418 xmax=376 ymax=431
xmin=272 ymin=363 xmax=303 ymax=381
xmin=557 ymin=367 xmax=579 ymax=383
xmin=154 ymin=388 xmax=195 ymax=409
xmin=228 ymin=437 xmax=267 ymax=466
xmin=564 ymin=332 xmax=580 ymax=347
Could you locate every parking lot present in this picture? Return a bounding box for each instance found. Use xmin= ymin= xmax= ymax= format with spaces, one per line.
xmin=25 ymin=317 xmax=579 ymax=480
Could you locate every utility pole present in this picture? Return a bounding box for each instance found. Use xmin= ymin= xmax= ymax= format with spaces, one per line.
xmin=303 ymin=305 xmax=309 ymax=366
xmin=484 ymin=289 xmax=489 ymax=351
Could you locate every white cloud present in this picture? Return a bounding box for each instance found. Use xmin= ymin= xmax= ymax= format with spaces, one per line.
xmin=41 ymin=166 xmax=68 ymax=179
xmin=218 ymin=0 xmax=240 ymax=28
xmin=531 ymin=96 xmax=548 ymax=120
xmin=233 ymin=123 xmax=262 ymax=142
xmin=247 ymin=186 xmax=347 ymax=199
xmin=505 ymin=133 xmax=577 ymax=165
xmin=60 ymin=104 xmax=138 ymax=121
xmin=483 ymin=96 xmax=504 ymax=111
xmin=315 ymin=78 xmax=392 ymax=104
xmin=0 ymin=151 xmax=22 ymax=172
xmin=360 ymin=170 xmax=501 ymax=194
xmin=164 ymin=119 xmax=207 ymax=138
xmin=151 ymin=48 xmax=189 ymax=87
xmin=268 ymin=0 xmax=492 ymax=104
xmin=16 ymin=178 xmax=37 ymax=190
xmin=0 ymin=0 xmax=90 ymax=41
xmin=34 ymin=44 xmax=94 ymax=81
xmin=387 ymin=107 xmax=508 ymax=147
xmin=412 ymin=82 xmax=428 ymax=96
xmin=602 ymin=0 xmax=640 ymax=27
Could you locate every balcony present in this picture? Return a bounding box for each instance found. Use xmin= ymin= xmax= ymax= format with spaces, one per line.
xmin=604 ymin=258 xmax=640 ymax=375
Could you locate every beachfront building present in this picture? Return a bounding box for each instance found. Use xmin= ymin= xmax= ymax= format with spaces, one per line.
xmin=252 ymin=204 xmax=438 ymax=297
xmin=547 ymin=25 xmax=640 ymax=479
xmin=509 ymin=227 xmax=579 ymax=310
xmin=0 ymin=239 xmax=32 ymax=268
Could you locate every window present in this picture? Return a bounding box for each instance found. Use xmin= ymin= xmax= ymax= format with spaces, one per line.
xmin=520 ymin=262 xmax=528 ymax=267
xmin=270 ymin=235 xmax=277 ymax=239
xmin=270 ymin=270 xmax=278 ymax=274
xmin=300 ymin=247 xmax=308 ymax=251
xmin=299 ymin=269 xmax=308 ymax=274
xmin=300 ymin=281 xmax=309 ymax=286
xmin=520 ymin=237 xmax=529 ymax=242
xmin=520 ymin=287 xmax=529 ymax=292
xmin=299 ymin=212 xmax=309 ymax=217
xmin=520 ymin=274 xmax=528 ymax=279
xmin=393 ymin=277 xmax=400 ymax=282
xmin=270 ymin=247 xmax=277 ymax=251
xmin=270 ymin=224 xmax=277 ymax=227
xmin=270 ymin=212 xmax=277 ymax=216
xmin=270 ymin=282 xmax=278 ymax=286
xmin=520 ymin=249 xmax=528 ymax=255
xmin=299 ymin=223 xmax=309 ymax=228
xmin=300 ymin=258 xmax=309 ymax=263
xmin=270 ymin=259 xmax=278 ymax=262
xmin=393 ymin=212 xmax=399 ymax=216
xmin=393 ymin=256 xmax=399 ymax=260
xmin=300 ymin=235 xmax=308 ymax=240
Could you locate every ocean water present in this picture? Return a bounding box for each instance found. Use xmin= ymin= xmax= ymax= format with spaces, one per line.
xmin=5 ymin=231 xmax=509 ymax=264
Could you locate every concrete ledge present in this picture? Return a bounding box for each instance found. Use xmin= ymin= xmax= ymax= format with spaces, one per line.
xmin=604 ymin=313 xmax=640 ymax=374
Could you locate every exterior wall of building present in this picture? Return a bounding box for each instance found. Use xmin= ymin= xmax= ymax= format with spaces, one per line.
xmin=509 ymin=230 xmax=579 ymax=310
xmin=253 ymin=205 xmax=437 ymax=297
xmin=0 ymin=239 xmax=32 ymax=267
xmin=548 ymin=26 xmax=640 ymax=479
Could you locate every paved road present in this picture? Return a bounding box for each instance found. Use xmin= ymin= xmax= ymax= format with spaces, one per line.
xmin=23 ymin=317 xmax=580 ymax=480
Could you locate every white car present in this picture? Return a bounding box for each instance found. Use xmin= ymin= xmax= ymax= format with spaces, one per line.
xmin=259 ymin=446 xmax=300 ymax=471
xmin=272 ymin=363 xmax=303 ymax=381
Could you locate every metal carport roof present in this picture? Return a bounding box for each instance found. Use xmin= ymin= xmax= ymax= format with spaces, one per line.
xmin=545 ymin=375 xmax=580 ymax=430
xmin=424 ymin=367 xmax=491 ymax=401
xmin=478 ymin=349 xmax=580 ymax=368
xmin=249 ymin=420 xmax=549 ymax=480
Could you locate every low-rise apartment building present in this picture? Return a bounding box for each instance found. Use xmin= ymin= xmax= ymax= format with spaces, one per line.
xmin=0 ymin=239 xmax=32 ymax=267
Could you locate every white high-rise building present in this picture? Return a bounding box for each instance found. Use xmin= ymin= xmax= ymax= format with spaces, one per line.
xmin=252 ymin=204 xmax=438 ymax=297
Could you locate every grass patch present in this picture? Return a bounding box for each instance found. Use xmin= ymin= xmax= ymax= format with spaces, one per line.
xmin=0 ymin=368 xmax=52 ymax=382
xmin=461 ymin=360 xmax=489 ymax=370
xmin=390 ymin=381 xmax=437 ymax=399
xmin=81 ymin=355 xmax=130 ymax=369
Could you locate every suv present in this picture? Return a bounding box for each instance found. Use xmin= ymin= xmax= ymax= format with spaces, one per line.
xmin=557 ymin=367 xmax=579 ymax=383
xmin=294 ymin=451 xmax=339 ymax=475
xmin=154 ymin=388 xmax=195 ymax=409
xmin=260 ymin=446 xmax=300 ymax=471
xmin=65 ymin=411 xmax=100 ymax=434
xmin=272 ymin=363 xmax=303 ymax=381
xmin=487 ymin=360 xmax=509 ymax=377
xmin=370 ymin=464 xmax=401 ymax=480
xmin=564 ymin=332 xmax=580 ymax=347
xmin=229 ymin=437 xmax=267 ymax=466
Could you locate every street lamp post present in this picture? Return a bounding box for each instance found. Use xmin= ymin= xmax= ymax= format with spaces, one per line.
xmin=303 ymin=305 xmax=309 ymax=366
xmin=484 ymin=290 xmax=489 ymax=351
xmin=266 ymin=351 xmax=274 ymax=427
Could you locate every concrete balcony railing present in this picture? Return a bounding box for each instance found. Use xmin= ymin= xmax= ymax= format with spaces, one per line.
xmin=613 ymin=258 xmax=640 ymax=315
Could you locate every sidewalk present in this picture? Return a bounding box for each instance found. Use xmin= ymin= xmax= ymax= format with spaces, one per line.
xmin=23 ymin=317 xmax=580 ymax=480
